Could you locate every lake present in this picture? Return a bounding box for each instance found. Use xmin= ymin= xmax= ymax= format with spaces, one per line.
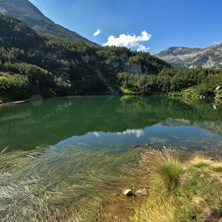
xmin=1 ymin=95 xmax=222 ymax=220
xmin=1 ymin=95 xmax=222 ymax=152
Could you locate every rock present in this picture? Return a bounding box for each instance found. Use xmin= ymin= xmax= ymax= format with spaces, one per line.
xmin=81 ymin=54 xmax=90 ymax=63
xmin=125 ymin=63 xmax=142 ymax=74
xmin=213 ymin=105 xmax=217 ymax=109
xmin=215 ymin=86 xmax=221 ymax=91
xmin=123 ymin=189 xmax=133 ymax=196
xmin=135 ymin=188 xmax=148 ymax=195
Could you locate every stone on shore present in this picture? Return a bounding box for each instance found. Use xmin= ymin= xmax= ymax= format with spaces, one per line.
xmin=123 ymin=189 xmax=133 ymax=196
xmin=135 ymin=188 xmax=148 ymax=195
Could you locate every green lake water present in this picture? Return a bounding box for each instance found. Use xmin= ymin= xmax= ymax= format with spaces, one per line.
xmin=1 ymin=95 xmax=222 ymax=220
xmin=1 ymin=95 xmax=222 ymax=153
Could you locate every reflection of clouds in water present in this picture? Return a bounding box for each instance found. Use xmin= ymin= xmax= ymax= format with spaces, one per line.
xmin=117 ymin=129 xmax=144 ymax=138
xmin=94 ymin=132 xmax=99 ymax=137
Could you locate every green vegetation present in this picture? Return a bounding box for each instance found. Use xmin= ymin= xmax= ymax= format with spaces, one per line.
xmin=0 ymin=145 xmax=147 ymax=221
xmin=0 ymin=0 xmax=95 ymax=44
xmin=1 ymin=144 xmax=222 ymax=221
xmin=133 ymin=148 xmax=222 ymax=222
xmin=0 ymin=14 xmax=222 ymax=102
xmin=117 ymin=66 xmax=222 ymax=97
xmin=0 ymin=14 xmax=171 ymax=101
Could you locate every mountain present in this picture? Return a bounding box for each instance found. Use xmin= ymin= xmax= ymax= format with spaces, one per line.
xmin=0 ymin=0 xmax=95 ymax=44
xmin=155 ymin=44 xmax=222 ymax=69
xmin=0 ymin=14 xmax=171 ymax=101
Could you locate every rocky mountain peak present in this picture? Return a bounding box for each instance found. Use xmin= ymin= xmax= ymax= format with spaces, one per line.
xmin=0 ymin=0 xmax=43 ymax=16
xmin=155 ymin=44 xmax=222 ymax=69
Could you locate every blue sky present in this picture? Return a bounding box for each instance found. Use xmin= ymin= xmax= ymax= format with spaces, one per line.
xmin=29 ymin=0 xmax=222 ymax=54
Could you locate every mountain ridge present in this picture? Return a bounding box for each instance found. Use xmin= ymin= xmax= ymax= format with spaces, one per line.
xmin=0 ymin=14 xmax=172 ymax=100
xmin=155 ymin=44 xmax=222 ymax=69
xmin=0 ymin=0 xmax=95 ymax=44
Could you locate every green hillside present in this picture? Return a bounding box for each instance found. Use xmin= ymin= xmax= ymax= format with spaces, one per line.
xmin=0 ymin=0 xmax=95 ymax=44
xmin=0 ymin=14 xmax=172 ymax=101
xmin=1 ymin=14 xmax=222 ymax=103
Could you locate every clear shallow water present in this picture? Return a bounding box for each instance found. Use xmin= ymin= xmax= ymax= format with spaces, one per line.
xmin=0 ymin=95 xmax=222 ymax=152
xmin=1 ymin=96 xmax=222 ymax=220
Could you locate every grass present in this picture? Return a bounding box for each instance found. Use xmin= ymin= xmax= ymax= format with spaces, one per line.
xmin=167 ymin=86 xmax=207 ymax=99
xmin=120 ymin=87 xmax=136 ymax=95
xmin=1 ymin=145 xmax=222 ymax=221
xmin=0 ymin=145 xmax=147 ymax=221
xmin=132 ymin=148 xmax=222 ymax=222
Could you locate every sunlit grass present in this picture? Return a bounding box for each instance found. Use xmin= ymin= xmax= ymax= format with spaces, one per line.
xmin=0 ymin=145 xmax=145 ymax=221
xmin=133 ymin=148 xmax=222 ymax=222
xmin=120 ymin=87 xmax=136 ymax=95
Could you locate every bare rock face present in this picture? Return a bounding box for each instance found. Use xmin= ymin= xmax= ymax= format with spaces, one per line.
xmin=155 ymin=44 xmax=222 ymax=69
xmin=125 ymin=63 xmax=142 ymax=74
xmin=135 ymin=188 xmax=148 ymax=195
xmin=81 ymin=54 xmax=90 ymax=63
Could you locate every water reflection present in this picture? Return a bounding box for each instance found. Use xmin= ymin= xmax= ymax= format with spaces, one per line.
xmin=0 ymin=96 xmax=222 ymax=152
xmin=117 ymin=129 xmax=145 ymax=138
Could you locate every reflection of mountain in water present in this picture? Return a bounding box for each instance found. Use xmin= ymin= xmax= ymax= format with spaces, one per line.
xmin=0 ymin=96 xmax=222 ymax=151
xmin=161 ymin=117 xmax=222 ymax=137
xmin=193 ymin=121 xmax=222 ymax=137
xmin=161 ymin=118 xmax=191 ymax=127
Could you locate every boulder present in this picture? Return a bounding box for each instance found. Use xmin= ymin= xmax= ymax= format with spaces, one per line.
xmin=215 ymin=86 xmax=221 ymax=91
xmin=135 ymin=188 xmax=148 ymax=195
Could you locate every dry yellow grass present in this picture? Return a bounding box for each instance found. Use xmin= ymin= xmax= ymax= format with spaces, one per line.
xmin=132 ymin=148 xmax=222 ymax=222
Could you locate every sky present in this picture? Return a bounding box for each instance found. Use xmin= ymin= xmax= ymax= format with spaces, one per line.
xmin=29 ymin=0 xmax=222 ymax=54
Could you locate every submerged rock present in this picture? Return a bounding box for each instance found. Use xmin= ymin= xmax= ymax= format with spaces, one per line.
xmin=123 ymin=189 xmax=133 ymax=196
xmin=135 ymin=188 xmax=148 ymax=195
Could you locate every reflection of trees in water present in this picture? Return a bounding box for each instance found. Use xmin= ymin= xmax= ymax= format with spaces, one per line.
xmin=0 ymin=96 xmax=222 ymax=151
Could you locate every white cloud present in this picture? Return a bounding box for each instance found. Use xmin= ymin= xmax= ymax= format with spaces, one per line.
xmin=93 ymin=28 xmax=102 ymax=36
xmin=117 ymin=129 xmax=144 ymax=138
xmin=103 ymin=30 xmax=151 ymax=52
xmin=137 ymin=44 xmax=150 ymax=52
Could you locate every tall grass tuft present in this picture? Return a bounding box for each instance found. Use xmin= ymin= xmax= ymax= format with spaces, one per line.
xmin=133 ymin=149 xmax=222 ymax=222
xmin=140 ymin=147 xmax=182 ymax=192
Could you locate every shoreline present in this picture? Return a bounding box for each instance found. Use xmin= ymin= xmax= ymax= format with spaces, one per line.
xmin=1 ymin=147 xmax=222 ymax=221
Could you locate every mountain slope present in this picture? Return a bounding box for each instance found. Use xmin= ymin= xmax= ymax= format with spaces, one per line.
xmin=0 ymin=0 xmax=95 ymax=44
xmin=0 ymin=14 xmax=172 ymax=100
xmin=155 ymin=44 xmax=222 ymax=69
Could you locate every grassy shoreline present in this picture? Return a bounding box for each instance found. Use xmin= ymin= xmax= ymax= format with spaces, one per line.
xmin=132 ymin=148 xmax=222 ymax=222
xmin=0 ymin=146 xmax=222 ymax=221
